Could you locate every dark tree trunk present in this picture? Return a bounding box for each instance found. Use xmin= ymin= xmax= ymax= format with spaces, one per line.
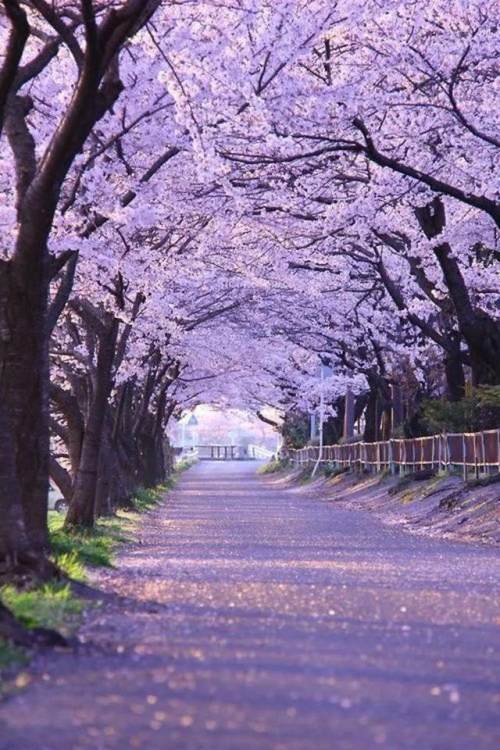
xmin=363 ymin=374 xmax=391 ymax=442
xmin=163 ymin=437 xmax=174 ymax=477
xmin=390 ymin=384 xmax=404 ymax=434
xmin=416 ymin=198 xmax=500 ymax=387
xmin=135 ymin=426 xmax=165 ymax=487
xmin=434 ymin=244 xmax=500 ymax=386
xmin=323 ymin=397 xmax=344 ymax=444
xmin=50 ymin=382 xmax=84 ymax=478
xmin=65 ymin=318 xmax=119 ymax=528
xmin=49 ymin=456 xmax=73 ymax=502
xmin=0 ymin=399 xmax=33 ymax=572
xmin=95 ymin=443 xmax=113 ymax=517
xmin=380 ymin=405 xmax=392 ymax=441
xmin=0 ymin=250 xmax=50 ymax=568
xmin=108 ymin=391 xmax=142 ymax=508
xmin=363 ymin=387 xmax=379 ymax=443
xmin=343 ymin=389 xmax=355 ymax=440
xmin=444 ymin=337 xmax=466 ymax=402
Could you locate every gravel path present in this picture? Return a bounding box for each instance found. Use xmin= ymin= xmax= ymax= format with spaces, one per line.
xmin=1 ymin=461 xmax=499 ymax=750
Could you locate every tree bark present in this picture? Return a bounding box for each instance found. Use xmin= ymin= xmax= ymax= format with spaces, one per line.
xmin=65 ymin=317 xmax=119 ymax=528
xmin=363 ymin=373 xmax=391 ymax=442
xmin=416 ymin=198 xmax=500 ymax=387
xmin=343 ymin=389 xmax=355 ymax=440
xmin=0 ymin=398 xmax=33 ymax=572
xmin=444 ymin=336 xmax=466 ymax=401
xmin=0 ymin=248 xmax=50 ymax=561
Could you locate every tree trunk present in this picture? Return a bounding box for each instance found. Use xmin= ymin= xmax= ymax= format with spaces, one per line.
xmin=49 ymin=456 xmax=73 ymax=503
xmin=323 ymin=397 xmax=344 ymax=444
xmin=444 ymin=338 xmax=466 ymax=401
xmin=343 ymin=389 xmax=355 ymax=440
xmin=50 ymin=382 xmax=84 ymax=478
xmin=0 ymin=252 xmax=50 ymax=571
xmin=95 ymin=442 xmax=113 ymax=517
xmin=434 ymin=244 xmax=500 ymax=386
xmin=390 ymin=383 xmax=404 ymax=434
xmin=0 ymin=399 xmax=32 ymax=572
xmin=363 ymin=374 xmax=391 ymax=442
xmin=363 ymin=387 xmax=379 ymax=443
xmin=65 ymin=319 xmax=118 ymax=528
xmin=416 ymin=199 xmax=500 ymax=387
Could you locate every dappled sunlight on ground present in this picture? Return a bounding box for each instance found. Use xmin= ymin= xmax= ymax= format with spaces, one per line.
xmin=1 ymin=462 xmax=499 ymax=750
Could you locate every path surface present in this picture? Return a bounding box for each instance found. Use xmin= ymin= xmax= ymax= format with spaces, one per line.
xmin=1 ymin=462 xmax=499 ymax=750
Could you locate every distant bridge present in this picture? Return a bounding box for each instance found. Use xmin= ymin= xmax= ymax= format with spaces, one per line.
xmin=178 ymin=445 xmax=274 ymax=461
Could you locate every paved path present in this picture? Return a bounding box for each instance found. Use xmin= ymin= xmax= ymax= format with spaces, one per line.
xmin=1 ymin=461 xmax=499 ymax=750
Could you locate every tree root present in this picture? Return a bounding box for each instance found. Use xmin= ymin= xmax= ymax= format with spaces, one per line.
xmin=0 ymin=602 xmax=68 ymax=649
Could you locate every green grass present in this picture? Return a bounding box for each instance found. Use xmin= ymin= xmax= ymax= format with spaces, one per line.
xmin=0 ymin=583 xmax=81 ymax=692
xmin=132 ymin=484 xmax=168 ymax=512
xmin=0 ymin=482 xmax=176 ymax=687
xmin=175 ymin=456 xmax=198 ymax=473
xmin=48 ymin=514 xmax=127 ymax=577
xmin=47 ymin=485 xmax=172 ymax=577
xmin=1 ymin=583 xmax=83 ymax=634
xmin=257 ymin=458 xmax=287 ymax=474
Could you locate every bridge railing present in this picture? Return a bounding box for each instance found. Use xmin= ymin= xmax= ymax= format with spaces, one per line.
xmin=196 ymin=445 xmax=240 ymax=460
xmin=190 ymin=445 xmax=273 ymax=460
xmin=284 ymin=428 xmax=500 ymax=480
xmin=247 ymin=444 xmax=274 ymax=460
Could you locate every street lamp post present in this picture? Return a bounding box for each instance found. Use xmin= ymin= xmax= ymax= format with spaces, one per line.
xmin=311 ymin=365 xmax=326 ymax=478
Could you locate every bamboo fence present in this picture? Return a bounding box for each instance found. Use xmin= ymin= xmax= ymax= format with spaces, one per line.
xmin=286 ymin=428 xmax=500 ymax=480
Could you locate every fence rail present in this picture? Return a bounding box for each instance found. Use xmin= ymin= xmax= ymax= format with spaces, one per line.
xmin=286 ymin=428 xmax=500 ymax=480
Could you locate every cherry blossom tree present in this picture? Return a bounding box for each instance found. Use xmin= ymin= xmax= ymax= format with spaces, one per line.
xmin=0 ymin=0 xmax=166 ymax=578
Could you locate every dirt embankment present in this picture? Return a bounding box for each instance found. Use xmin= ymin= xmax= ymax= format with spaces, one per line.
xmin=269 ymin=469 xmax=500 ymax=546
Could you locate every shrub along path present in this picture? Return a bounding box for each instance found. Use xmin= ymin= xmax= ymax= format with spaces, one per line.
xmin=1 ymin=461 xmax=499 ymax=749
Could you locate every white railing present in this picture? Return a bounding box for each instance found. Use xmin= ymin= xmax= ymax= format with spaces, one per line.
xmin=247 ymin=444 xmax=274 ymax=460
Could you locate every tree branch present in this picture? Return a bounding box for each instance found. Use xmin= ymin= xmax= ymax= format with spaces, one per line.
xmin=0 ymin=0 xmax=29 ymax=135
xmin=353 ymin=117 xmax=500 ymax=228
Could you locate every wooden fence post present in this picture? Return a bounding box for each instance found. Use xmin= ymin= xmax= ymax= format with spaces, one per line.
xmin=462 ymin=434 xmax=467 ymax=481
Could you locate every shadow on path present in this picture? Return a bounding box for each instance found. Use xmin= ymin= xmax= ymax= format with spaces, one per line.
xmin=1 ymin=461 xmax=499 ymax=750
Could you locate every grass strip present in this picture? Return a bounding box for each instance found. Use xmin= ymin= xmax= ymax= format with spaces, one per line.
xmin=257 ymin=458 xmax=288 ymax=474
xmin=1 ymin=584 xmax=83 ymax=634
xmin=1 ymin=480 xmax=178 ymax=685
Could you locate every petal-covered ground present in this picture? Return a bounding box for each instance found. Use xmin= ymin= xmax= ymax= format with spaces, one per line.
xmin=1 ymin=461 xmax=499 ymax=750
